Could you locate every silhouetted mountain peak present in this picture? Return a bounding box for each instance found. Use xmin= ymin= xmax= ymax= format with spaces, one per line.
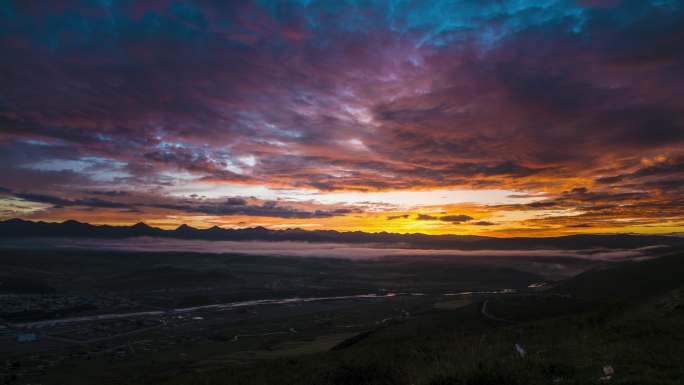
xmin=132 ymin=222 xmax=152 ymax=230
xmin=4 ymin=218 xmax=28 ymax=225
xmin=176 ymin=224 xmax=195 ymax=231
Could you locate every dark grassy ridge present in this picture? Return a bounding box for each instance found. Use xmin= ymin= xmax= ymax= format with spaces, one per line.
xmin=553 ymin=252 xmax=684 ymax=302
xmin=48 ymin=296 xmax=684 ymax=385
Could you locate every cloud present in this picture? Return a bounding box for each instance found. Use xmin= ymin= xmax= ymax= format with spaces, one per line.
xmin=440 ymin=215 xmax=474 ymax=224
xmin=89 ymin=191 xmax=132 ymax=197
xmin=153 ymin=201 xmax=354 ymax=219
xmin=416 ymin=214 xmax=439 ymax=221
xmin=416 ymin=214 xmax=474 ymax=224
xmin=12 ymin=192 xmax=129 ymax=209
xmin=0 ymin=1 xmax=683 ymax=234
xmin=7 ymin=190 xmax=355 ymax=220
xmin=472 ymin=221 xmax=496 ymax=226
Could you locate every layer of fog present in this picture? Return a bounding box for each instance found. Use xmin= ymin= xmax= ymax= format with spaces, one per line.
xmin=0 ymin=237 xmax=667 ymax=262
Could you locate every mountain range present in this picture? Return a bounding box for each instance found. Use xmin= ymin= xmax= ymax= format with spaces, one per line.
xmin=1 ymin=218 xmax=683 ymax=250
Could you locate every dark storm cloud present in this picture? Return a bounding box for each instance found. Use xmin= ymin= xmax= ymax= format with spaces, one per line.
xmin=596 ymin=156 xmax=684 ymax=186
xmin=509 ymin=188 xmax=654 ymax=212
xmin=8 ymin=189 xmax=353 ymax=219
xmin=89 ymin=191 xmax=132 ymax=197
xmin=12 ymin=192 xmax=131 ymax=209
xmin=149 ymin=201 xmax=354 ymax=219
xmin=3 ymin=2 xmax=683 ymax=183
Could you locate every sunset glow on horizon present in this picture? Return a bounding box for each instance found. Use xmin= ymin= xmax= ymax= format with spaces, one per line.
xmin=1 ymin=1 xmax=684 ymax=237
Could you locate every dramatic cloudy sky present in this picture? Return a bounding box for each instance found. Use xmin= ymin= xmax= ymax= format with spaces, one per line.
xmin=1 ymin=0 xmax=683 ymax=236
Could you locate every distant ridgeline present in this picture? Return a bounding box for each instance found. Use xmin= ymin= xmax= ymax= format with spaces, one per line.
xmin=1 ymin=218 xmax=683 ymax=250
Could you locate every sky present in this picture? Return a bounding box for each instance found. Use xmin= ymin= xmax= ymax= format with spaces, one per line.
xmin=1 ymin=0 xmax=683 ymax=236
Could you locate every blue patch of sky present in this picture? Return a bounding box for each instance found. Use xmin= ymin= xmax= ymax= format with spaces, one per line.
xmin=0 ymin=0 xmax=15 ymax=21
xmin=26 ymin=156 xmax=131 ymax=182
xmin=2 ymin=1 xmax=676 ymax=54
xmin=158 ymin=141 xmax=187 ymax=150
xmin=17 ymin=139 xmax=51 ymax=146
xmin=255 ymin=0 xmax=590 ymax=47
xmin=95 ymin=133 xmax=114 ymax=142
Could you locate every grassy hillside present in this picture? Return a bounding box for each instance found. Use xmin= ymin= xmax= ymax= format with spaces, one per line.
xmin=553 ymin=252 xmax=684 ymax=302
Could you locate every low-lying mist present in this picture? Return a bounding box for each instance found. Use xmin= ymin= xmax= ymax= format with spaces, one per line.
xmin=0 ymin=237 xmax=668 ymax=261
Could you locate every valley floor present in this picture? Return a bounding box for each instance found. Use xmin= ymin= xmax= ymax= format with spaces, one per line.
xmin=1 ymin=248 xmax=683 ymax=384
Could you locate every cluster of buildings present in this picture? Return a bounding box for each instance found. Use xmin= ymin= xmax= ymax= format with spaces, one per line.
xmin=0 ymin=325 xmax=37 ymax=343
xmin=0 ymin=294 xmax=137 ymax=320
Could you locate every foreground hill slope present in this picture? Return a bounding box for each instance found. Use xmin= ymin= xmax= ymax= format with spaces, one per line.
xmin=42 ymin=251 xmax=684 ymax=385
xmin=553 ymin=251 xmax=684 ymax=301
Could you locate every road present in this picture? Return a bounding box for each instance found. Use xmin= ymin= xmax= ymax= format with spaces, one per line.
xmin=11 ymin=292 xmax=401 ymax=329
xmin=480 ymin=299 xmax=512 ymax=323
